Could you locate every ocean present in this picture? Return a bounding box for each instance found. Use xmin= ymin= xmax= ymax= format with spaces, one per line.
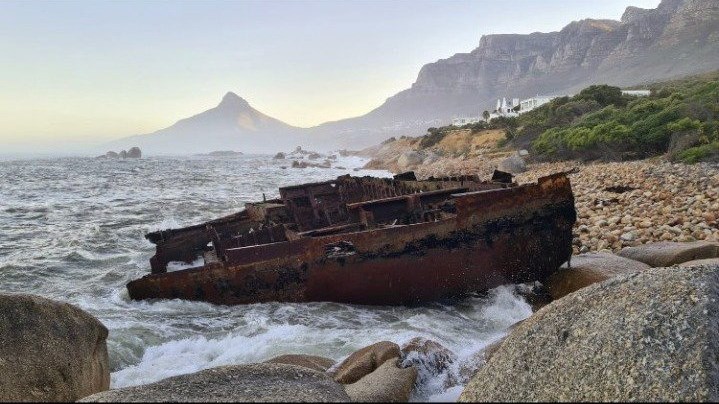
xmin=0 ymin=154 xmax=532 ymax=401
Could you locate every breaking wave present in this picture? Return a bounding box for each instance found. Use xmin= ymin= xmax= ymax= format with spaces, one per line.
xmin=0 ymin=155 xmax=533 ymax=401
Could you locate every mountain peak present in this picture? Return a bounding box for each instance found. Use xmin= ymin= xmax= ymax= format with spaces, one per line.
xmin=218 ymin=91 xmax=250 ymax=109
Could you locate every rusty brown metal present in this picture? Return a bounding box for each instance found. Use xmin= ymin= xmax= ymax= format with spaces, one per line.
xmin=129 ymin=171 xmax=575 ymax=305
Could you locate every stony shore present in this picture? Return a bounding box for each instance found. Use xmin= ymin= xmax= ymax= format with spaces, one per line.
xmin=369 ymin=155 xmax=719 ymax=255
xmin=518 ymin=159 xmax=719 ymax=254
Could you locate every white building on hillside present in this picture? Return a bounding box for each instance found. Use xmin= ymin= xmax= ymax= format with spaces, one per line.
xmin=488 ymin=97 xmax=520 ymax=120
xmin=621 ymin=89 xmax=651 ymax=97
xmin=451 ymin=116 xmax=482 ymax=126
xmin=519 ymin=95 xmax=558 ymax=113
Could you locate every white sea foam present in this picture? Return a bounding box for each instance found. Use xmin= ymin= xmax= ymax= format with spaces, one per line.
xmin=2 ymin=156 xmax=530 ymax=401
xmin=110 ymin=284 xmax=533 ymax=400
xmin=166 ymin=257 xmax=204 ymax=272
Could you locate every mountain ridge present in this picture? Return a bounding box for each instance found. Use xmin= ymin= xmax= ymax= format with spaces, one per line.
xmin=311 ymin=0 xmax=719 ymax=149
xmin=111 ymin=0 xmax=719 ymax=154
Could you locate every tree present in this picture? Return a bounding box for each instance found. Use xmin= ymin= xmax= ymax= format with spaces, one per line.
xmin=482 ymin=110 xmax=490 ymax=121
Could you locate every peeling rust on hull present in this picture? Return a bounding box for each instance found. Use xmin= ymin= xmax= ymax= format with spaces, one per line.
xmin=128 ymin=172 xmax=576 ymax=306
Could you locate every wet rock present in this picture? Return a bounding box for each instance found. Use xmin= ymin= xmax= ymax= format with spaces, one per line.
xmin=400 ymin=337 xmax=456 ymax=389
xmin=332 ymin=341 xmax=401 ymax=384
xmin=459 ymin=265 xmax=719 ymax=402
xmin=80 ymin=363 xmax=350 ymax=402
xmin=0 ymin=294 xmax=110 ymax=402
xmin=497 ymin=154 xmax=526 ymax=174
xmin=617 ymin=241 xmax=719 ymax=267
xmin=265 ymin=354 xmax=336 ymax=372
xmin=544 ymin=252 xmax=650 ymax=300
xmin=343 ymin=358 xmax=417 ymax=402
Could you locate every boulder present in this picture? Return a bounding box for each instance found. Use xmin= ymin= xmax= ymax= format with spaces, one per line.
xmin=496 ymin=154 xmax=526 ymax=174
xmin=544 ymin=252 xmax=651 ymax=300
xmin=459 ymin=265 xmax=719 ymax=402
xmin=265 ymin=354 xmax=336 ymax=372
xmin=400 ymin=337 xmax=456 ymax=387
xmin=126 ymin=147 xmax=142 ymax=158
xmin=274 ymin=152 xmax=286 ymax=159
xmin=0 ymin=294 xmax=110 ymax=402
xmin=332 ymin=341 xmax=401 ymax=384
xmin=119 ymin=150 xmax=128 ymax=158
xmin=80 ymin=363 xmax=350 ymax=402
xmin=343 ymin=358 xmax=417 ymax=402
xmin=105 ymin=151 xmax=119 ymax=158
xmin=678 ymin=258 xmax=719 ymax=267
xmin=617 ymin=241 xmax=719 ymax=267
xmin=397 ymin=152 xmax=423 ymax=169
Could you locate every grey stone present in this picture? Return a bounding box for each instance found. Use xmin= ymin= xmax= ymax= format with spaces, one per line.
xmin=265 ymin=354 xmax=336 ymax=372
xmin=678 ymin=258 xmax=719 ymax=267
xmin=400 ymin=337 xmax=456 ymax=392
xmin=459 ymin=265 xmax=719 ymax=402
xmin=343 ymin=358 xmax=417 ymax=402
xmin=497 ymin=154 xmax=526 ymax=174
xmin=617 ymin=241 xmax=719 ymax=267
xmin=544 ymin=252 xmax=650 ymax=300
xmin=80 ymin=363 xmax=350 ymax=402
xmin=126 ymin=147 xmax=142 ymax=158
xmin=0 ymin=294 xmax=110 ymax=402
xmin=332 ymin=341 xmax=401 ymax=384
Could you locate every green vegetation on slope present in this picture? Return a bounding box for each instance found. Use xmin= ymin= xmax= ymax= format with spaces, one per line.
xmin=509 ymin=73 xmax=719 ymax=163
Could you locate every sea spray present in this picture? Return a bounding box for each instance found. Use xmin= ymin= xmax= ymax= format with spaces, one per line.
xmin=110 ymin=285 xmax=532 ymax=401
xmin=1 ymin=155 xmax=533 ymax=401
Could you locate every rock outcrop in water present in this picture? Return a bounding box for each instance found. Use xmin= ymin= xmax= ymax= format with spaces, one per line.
xmin=97 ymin=146 xmax=141 ymax=159
xmin=460 ymin=263 xmax=719 ymax=402
xmin=80 ymin=363 xmax=351 ymax=402
xmin=0 ymin=294 xmax=110 ymax=402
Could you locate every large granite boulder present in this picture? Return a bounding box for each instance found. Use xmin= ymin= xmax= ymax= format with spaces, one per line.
xmin=81 ymin=363 xmax=350 ymax=402
xmin=332 ymin=341 xmax=401 ymax=384
xmin=459 ymin=265 xmax=719 ymax=402
xmin=126 ymin=147 xmax=142 ymax=158
xmin=343 ymin=358 xmax=417 ymax=402
xmin=265 ymin=354 xmax=336 ymax=372
xmin=0 ymin=294 xmax=110 ymax=402
xmin=678 ymin=258 xmax=719 ymax=267
xmin=544 ymin=252 xmax=651 ymax=300
xmin=617 ymin=241 xmax=719 ymax=267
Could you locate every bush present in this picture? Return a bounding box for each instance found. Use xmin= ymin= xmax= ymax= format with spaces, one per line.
xmin=520 ymin=73 xmax=719 ymax=162
xmin=676 ymin=142 xmax=719 ymax=164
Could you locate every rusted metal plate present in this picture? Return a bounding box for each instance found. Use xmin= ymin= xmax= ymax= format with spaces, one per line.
xmin=127 ymin=172 xmax=576 ymax=306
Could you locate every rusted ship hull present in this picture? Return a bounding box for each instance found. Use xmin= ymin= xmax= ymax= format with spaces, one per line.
xmin=127 ymin=173 xmax=575 ymax=306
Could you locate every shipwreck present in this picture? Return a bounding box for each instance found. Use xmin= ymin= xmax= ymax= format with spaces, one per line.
xmin=127 ymin=171 xmax=576 ymax=306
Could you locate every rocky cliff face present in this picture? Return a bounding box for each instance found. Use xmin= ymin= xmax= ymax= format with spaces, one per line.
xmin=313 ymin=0 xmax=719 ymax=150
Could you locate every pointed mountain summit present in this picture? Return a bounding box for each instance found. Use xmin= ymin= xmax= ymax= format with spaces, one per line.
xmin=217 ymin=91 xmax=250 ymax=110
xmin=110 ymin=92 xmax=304 ymax=155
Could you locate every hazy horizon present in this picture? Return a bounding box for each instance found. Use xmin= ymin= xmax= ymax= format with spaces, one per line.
xmin=1 ymin=0 xmax=661 ymax=154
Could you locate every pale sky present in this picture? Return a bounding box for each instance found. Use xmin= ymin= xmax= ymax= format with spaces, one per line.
xmin=0 ymin=0 xmax=660 ymax=150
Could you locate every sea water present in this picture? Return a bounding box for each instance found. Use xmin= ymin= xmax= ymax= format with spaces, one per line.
xmin=0 ymin=154 xmax=532 ymax=401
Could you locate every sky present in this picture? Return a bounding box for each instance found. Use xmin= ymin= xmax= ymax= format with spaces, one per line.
xmin=0 ymin=0 xmax=661 ymax=151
